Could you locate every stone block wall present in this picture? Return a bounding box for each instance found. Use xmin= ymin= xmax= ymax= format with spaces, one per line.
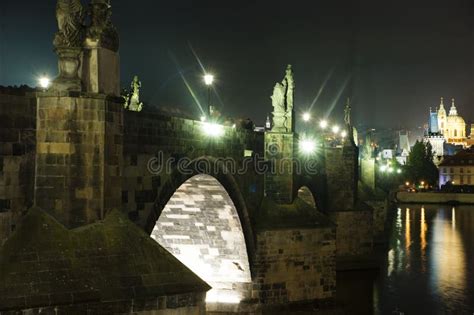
xmin=366 ymin=200 xmax=388 ymax=244
xmin=324 ymin=145 xmax=358 ymax=211
xmin=360 ymin=158 xmax=376 ymax=190
xmin=0 ymin=89 xmax=36 ymax=243
xmin=35 ymin=93 xmax=123 ymax=228
xmin=329 ymin=209 xmax=373 ymax=260
xmin=252 ymin=227 xmax=336 ymax=305
xmin=264 ymin=132 xmax=296 ymax=204
xmin=122 ymin=110 xmax=263 ymax=230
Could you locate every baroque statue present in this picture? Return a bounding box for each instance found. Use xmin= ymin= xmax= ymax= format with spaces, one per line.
xmin=51 ymin=0 xmax=86 ymax=92
xmin=124 ymin=76 xmax=144 ymax=112
xmin=270 ymin=65 xmax=295 ymax=132
xmin=344 ymin=97 xmax=352 ymax=126
xmin=88 ymin=0 xmax=119 ymax=52
xmin=53 ymin=0 xmax=85 ymax=48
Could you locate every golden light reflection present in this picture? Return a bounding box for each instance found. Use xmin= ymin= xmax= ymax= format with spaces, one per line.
xmin=421 ymin=207 xmax=427 ymax=250
xmin=405 ymin=208 xmax=411 ymax=250
xmin=452 ymin=207 xmax=456 ymax=229
xmin=420 ymin=207 xmax=427 ymax=273
xmin=431 ymin=210 xmax=466 ymax=308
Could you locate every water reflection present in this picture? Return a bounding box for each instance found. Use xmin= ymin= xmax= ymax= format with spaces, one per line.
xmin=420 ymin=207 xmax=427 ymax=272
xmin=337 ymin=205 xmax=474 ymax=314
xmin=431 ymin=207 xmax=466 ymax=312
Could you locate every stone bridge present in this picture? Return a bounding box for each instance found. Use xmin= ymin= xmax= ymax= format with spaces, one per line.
xmin=0 ymin=3 xmax=382 ymax=314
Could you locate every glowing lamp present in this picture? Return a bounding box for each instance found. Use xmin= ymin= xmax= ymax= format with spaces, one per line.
xmin=341 ymin=130 xmax=347 ymax=138
xmin=319 ymin=120 xmax=328 ymax=129
xmin=302 ymin=112 xmax=311 ymax=122
xmin=204 ymin=74 xmax=214 ymax=86
xmin=203 ymin=122 xmax=224 ymax=137
xmin=38 ymin=76 xmax=51 ymax=89
xmin=332 ymin=125 xmax=340 ymax=134
xmin=200 ymin=115 xmax=207 ymax=122
xmin=299 ymin=139 xmax=316 ymax=155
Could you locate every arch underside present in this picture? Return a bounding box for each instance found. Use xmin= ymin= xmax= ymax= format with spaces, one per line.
xmin=298 ymin=186 xmax=317 ymax=208
xmin=151 ymin=174 xmax=252 ymax=304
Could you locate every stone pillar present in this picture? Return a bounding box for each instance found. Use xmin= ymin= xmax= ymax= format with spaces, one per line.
xmin=34 ymin=93 xmax=123 ymax=228
xmin=81 ymin=38 xmax=120 ymax=96
xmin=360 ymin=158 xmax=376 ymax=190
xmin=264 ymin=132 xmax=296 ymax=204
xmin=324 ymin=143 xmax=358 ymax=211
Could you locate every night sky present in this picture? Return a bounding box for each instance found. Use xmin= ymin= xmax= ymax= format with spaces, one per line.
xmin=0 ymin=0 xmax=473 ymax=129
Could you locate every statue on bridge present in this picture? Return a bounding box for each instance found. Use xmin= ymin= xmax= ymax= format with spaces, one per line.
xmin=270 ymin=65 xmax=295 ymax=133
xmin=54 ymin=0 xmax=85 ymax=48
xmin=88 ymin=0 xmax=119 ymax=52
xmin=123 ymin=76 xmax=144 ymax=112
xmin=344 ymin=97 xmax=352 ymax=126
xmin=51 ymin=0 xmax=86 ymax=92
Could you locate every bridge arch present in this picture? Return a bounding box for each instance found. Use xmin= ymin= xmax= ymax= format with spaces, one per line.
xmin=297 ymin=186 xmax=317 ymax=208
xmin=296 ymin=174 xmax=327 ymax=211
xmin=146 ymin=156 xmax=255 ymax=304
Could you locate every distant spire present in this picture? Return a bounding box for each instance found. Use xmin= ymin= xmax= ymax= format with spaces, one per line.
xmin=439 ymin=97 xmax=445 ymax=112
xmin=449 ymin=98 xmax=458 ymax=116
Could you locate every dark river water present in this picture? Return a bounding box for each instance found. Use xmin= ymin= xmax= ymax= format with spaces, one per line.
xmin=337 ymin=204 xmax=474 ymax=315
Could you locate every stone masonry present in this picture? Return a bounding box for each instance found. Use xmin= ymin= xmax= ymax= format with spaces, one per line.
xmin=0 ymin=88 xmax=36 ymax=244
xmin=35 ymin=93 xmax=123 ymax=228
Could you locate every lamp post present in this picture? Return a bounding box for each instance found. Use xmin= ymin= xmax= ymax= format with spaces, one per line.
xmin=204 ymin=74 xmax=214 ymax=117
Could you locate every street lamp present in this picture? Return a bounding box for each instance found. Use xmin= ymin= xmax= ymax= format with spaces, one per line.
xmin=299 ymin=138 xmax=317 ymax=155
xmin=38 ymin=76 xmax=51 ymax=90
xmin=302 ymin=112 xmax=311 ymax=122
xmin=332 ymin=125 xmax=340 ymax=134
xmin=319 ymin=120 xmax=328 ymax=129
xmin=341 ymin=130 xmax=348 ymax=138
xmin=204 ymin=74 xmax=214 ymax=117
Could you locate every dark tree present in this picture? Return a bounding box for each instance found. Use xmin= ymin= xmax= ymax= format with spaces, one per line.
xmin=406 ymin=141 xmax=438 ymax=186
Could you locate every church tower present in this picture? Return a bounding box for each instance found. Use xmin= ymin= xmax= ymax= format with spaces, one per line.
xmin=437 ymin=97 xmax=447 ymax=135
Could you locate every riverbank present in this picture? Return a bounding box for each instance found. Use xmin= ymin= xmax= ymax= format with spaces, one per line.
xmin=396 ymin=191 xmax=474 ymax=204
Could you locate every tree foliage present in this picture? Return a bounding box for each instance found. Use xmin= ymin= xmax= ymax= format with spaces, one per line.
xmin=406 ymin=141 xmax=439 ymax=185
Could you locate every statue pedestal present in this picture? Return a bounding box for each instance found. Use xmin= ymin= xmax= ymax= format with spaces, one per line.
xmin=35 ymin=93 xmax=123 ymax=228
xmin=52 ymin=47 xmax=82 ymax=92
xmin=264 ymin=132 xmax=296 ymax=204
xmin=81 ymin=38 xmax=120 ymax=96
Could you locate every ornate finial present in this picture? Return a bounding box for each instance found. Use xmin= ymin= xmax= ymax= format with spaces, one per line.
xmin=452 ymin=98 xmax=455 ymax=106
xmin=440 ymin=97 xmax=444 ymax=105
